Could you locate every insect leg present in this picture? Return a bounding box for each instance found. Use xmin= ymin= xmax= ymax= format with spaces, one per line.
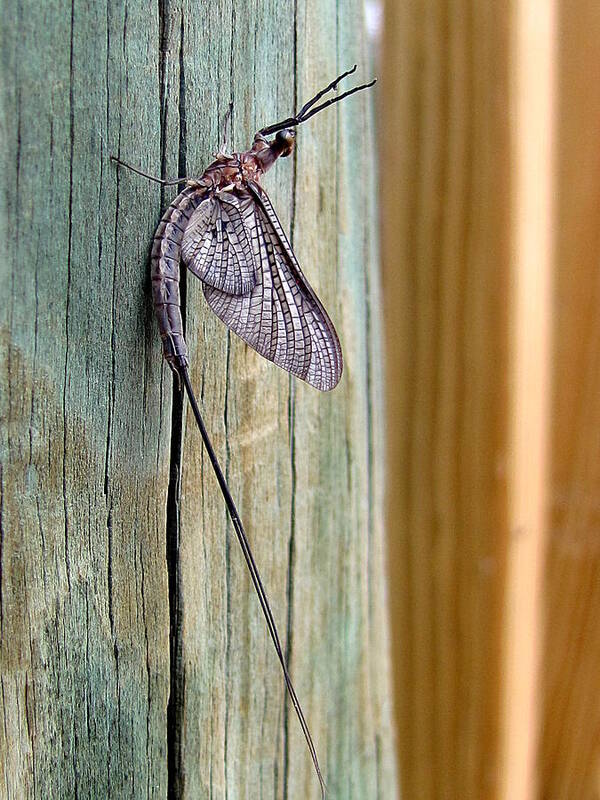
xmin=110 ymin=155 xmax=191 ymax=186
xmin=219 ymin=101 xmax=234 ymax=155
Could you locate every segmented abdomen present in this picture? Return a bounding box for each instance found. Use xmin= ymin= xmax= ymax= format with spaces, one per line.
xmin=151 ymin=185 xmax=208 ymax=369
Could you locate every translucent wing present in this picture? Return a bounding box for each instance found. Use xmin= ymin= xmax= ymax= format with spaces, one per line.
xmin=181 ymin=191 xmax=257 ymax=295
xmin=201 ymin=183 xmax=343 ymax=392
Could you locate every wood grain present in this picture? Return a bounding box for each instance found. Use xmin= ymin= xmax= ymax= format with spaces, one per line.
xmin=0 ymin=0 xmax=398 ymax=797
xmin=540 ymin=3 xmax=600 ymax=798
xmin=382 ymin=1 xmax=600 ymax=799
xmin=498 ymin=2 xmax=554 ymax=798
xmin=0 ymin=1 xmax=170 ymax=796
xmin=175 ymin=0 xmax=397 ymax=797
xmin=381 ymin=2 xmax=513 ymax=799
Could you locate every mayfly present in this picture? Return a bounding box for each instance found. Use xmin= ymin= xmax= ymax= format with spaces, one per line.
xmin=112 ymin=66 xmax=375 ymax=796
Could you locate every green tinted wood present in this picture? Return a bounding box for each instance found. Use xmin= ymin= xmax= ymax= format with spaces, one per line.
xmin=0 ymin=0 xmax=397 ymax=796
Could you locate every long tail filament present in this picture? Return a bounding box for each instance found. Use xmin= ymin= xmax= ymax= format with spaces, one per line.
xmin=180 ymin=366 xmax=327 ymax=798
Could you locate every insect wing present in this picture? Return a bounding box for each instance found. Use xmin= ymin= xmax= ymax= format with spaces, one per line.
xmin=202 ymin=183 xmax=343 ymax=391
xmin=181 ymin=192 xmax=257 ymax=295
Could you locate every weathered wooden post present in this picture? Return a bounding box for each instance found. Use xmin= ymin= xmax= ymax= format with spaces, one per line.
xmin=0 ymin=1 xmax=398 ymax=797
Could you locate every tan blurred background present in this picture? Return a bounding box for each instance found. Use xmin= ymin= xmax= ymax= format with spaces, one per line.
xmin=380 ymin=1 xmax=600 ymax=798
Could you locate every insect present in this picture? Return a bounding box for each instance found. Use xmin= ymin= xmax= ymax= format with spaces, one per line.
xmin=112 ymin=66 xmax=375 ymax=797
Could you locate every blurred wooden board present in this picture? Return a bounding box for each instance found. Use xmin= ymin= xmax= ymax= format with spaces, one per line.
xmin=381 ymin=1 xmax=554 ymax=798
xmin=541 ymin=3 xmax=600 ymax=798
xmin=381 ymin=2 xmax=513 ymax=797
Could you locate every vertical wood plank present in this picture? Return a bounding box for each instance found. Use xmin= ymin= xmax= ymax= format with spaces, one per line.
xmin=382 ymin=0 xmax=568 ymax=797
xmin=498 ymin=1 xmax=555 ymax=798
xmin=540 ymin=2 xmax=600 ymax=798
xmin=174 ymin=1 xmax=398 ymax=797
xmin=0 ymin=0 xmax=399 ymax=797
xmin=0 ymin=0 xmax=171 ymax=796
xmin=381 ymin=2 xmax=514 ymax=798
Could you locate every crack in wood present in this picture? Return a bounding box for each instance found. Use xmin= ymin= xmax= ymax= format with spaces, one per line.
xmin=160 ymin=4 xmax=188 ymax=798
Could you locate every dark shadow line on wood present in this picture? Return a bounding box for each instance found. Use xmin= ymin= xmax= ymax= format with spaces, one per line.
xmin=161 ymin=5 xmax=188 ymax=799
xmin=63 ymin=0 xmax=75 ymax=599
xmin=222 ymin=14 xmax=237 ymax=796
xmin=283 ymin=13 xmax=299 ymax=794
xmin=166 ymin=385 xmax=185 ymax=800
xmin=283 ymin=377 xmax=296 ymax=800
